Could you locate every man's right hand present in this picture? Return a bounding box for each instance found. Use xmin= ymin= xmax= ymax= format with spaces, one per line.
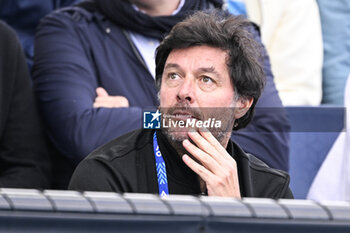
xmin=93 ymin=87 xmax=129 ymax=108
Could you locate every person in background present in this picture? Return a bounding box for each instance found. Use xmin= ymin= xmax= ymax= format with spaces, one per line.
xmin=0 ymin=21 xmax=51 ymax=188
xmin=0 ymin=0 xmax=81 ymax=69
xmin=227 ymin=0 xmax=323 ymax=106
xmin=33 ymin=0 xmax=290 ymax=188
xmin=316 ymin=0 xmax=350 ymax=105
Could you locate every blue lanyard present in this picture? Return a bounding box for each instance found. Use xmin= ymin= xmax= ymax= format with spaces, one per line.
xmin=153 ymin=132 xmax=169 ymax=197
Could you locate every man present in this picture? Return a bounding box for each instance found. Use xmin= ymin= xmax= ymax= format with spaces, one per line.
xmin=69 ymin=12 xmax=293 ymax=198
xmin=33 ymin=0 xmax=289 ymax=188
xmin=0 ymin=21 xmax=51 ymax=188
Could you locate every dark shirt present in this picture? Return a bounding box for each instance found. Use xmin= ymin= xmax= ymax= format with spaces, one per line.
xmin=69 ymin=129 xmax=293 ymax=199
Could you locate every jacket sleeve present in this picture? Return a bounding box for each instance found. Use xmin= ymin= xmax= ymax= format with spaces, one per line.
xmin=0 ymin=22 xmax=51 ymax=188
xmin=231 ymin=24 xmax=290 ymax=172
xmin=32 ymin=11 xmax=142 ymax=163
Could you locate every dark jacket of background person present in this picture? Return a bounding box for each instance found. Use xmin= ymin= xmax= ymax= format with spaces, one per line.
xmin=0 ymin=0 xmax=80 ymax=69
xmin=32 ymin=1 xmax=290 ymax=175
xmin=0 ymin=21 xmax=51 ymax=188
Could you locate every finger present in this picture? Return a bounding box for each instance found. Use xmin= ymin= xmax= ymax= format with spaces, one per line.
xmin=93 ymin=100 xmax=117 ymax=108
xmin=182 ymin=154 xmax=212 ymax=183
xmin=93 ymin=96 xmax=129 ymax=108
xmin=93 ymin=102 xmax=106 ymax=108
xmin=198 ymin=127 xmax=230 ymax=159
xmin=114 ymin=96 xmax=129 ymax=107
xmin=93 ymin=97 xmax=110 ymax=107
xmin=93 ymin=98 xmax=114 ymax=108
xmin=182 ymin=139 xmax=221 ymax=173
xmin=96 ymin=87 xmax=109 ymax=97
xmin=187 ymin=131 xmax=222 ymax=161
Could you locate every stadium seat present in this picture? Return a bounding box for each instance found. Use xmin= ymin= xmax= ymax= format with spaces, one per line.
xmin=286 ymin=106 xmax=345 ymax=199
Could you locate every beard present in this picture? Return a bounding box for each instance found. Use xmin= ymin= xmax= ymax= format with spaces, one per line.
xmin=160 ymin=103 xmax=235 ymax=157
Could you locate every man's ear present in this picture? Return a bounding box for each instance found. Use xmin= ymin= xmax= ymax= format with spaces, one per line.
xmin=234 ymin=97 xmax=253 ymax=119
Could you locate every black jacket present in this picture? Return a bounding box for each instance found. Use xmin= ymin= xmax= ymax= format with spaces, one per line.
xmin=0 ymin=21 xmax=51 ymax=188
xmin=69 ymin=129 xmax=293 ymax=199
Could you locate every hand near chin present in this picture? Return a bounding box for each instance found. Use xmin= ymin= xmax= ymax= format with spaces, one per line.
xmin=182 ymin=128 xmax=241 ymax=198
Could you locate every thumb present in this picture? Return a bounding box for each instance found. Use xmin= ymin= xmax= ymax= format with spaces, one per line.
xmin=96 ymin=87 xmax=109 ymax=97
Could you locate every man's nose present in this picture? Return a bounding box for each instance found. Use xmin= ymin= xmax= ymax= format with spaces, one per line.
xmin=176 ymin=78 xmax=195 ymax=104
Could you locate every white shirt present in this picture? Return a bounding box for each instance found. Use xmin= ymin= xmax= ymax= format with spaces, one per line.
xmin=129 ymin=0 xmax=185 ymax=79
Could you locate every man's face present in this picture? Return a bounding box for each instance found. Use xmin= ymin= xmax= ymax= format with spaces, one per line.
xmin=159 ymin=45 xmax=240 ymax=145
xmin=128 ymin=0 xmax=179 ymax=11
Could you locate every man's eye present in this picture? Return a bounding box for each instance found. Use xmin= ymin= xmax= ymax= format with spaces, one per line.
xmin=201 ymin=76 xmax=214 ymax=84
xmin=168 ymin=73 xmax=180 ymax=80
